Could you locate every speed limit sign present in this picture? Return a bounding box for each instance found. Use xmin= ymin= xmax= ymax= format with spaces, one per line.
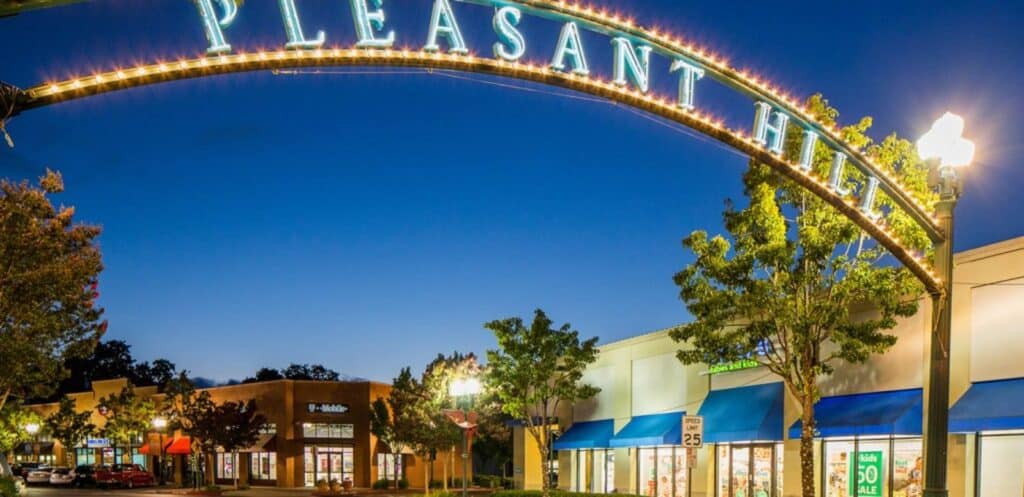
xmin=682 ymin=415 xmax=704 ymax=448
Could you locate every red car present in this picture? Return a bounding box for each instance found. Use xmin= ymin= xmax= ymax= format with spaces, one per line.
xmin=95 ymin=464 xmax=155 ymax=489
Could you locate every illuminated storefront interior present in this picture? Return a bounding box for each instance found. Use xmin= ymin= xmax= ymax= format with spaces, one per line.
xmin=950 ymin=377 xmax=1024 ymax=496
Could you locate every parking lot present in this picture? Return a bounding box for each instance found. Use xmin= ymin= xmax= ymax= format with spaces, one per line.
xmin=21 ymin=487 xmax=164 ymax=497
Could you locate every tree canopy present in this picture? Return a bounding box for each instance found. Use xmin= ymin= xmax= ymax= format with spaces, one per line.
xmin=485 ymin=309 xmax=599 ymax=494
xmin=98 ymin=384 xmax=155 ymax=462
xmin=45 ymin=397 xmax=95 ymax=466
xmin=669 ymin=94 xmax=935 ymax=497
xmin=0 ymin=170 xmax=105 ymax=410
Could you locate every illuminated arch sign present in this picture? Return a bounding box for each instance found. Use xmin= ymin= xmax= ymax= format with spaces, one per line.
xmin=1 ymin=0 xmax=944 ymax=292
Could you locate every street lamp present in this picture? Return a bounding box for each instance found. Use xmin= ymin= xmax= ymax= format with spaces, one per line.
xmin=24 ymin=423 xmax=40 ymax=463
xmin=152 ymin=416 xmax=168 ymax=486
xmin=448 ymin=377 xmax=482 ymax=497
xmin=917 ymin=112 xmax=975 ymax=497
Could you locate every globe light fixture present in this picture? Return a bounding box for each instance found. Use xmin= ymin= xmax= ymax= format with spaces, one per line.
xmin=917 ymin=112 xmax=975 ymax=170
xmin=152 ymin=416 xmax=168 ymax=430
xmin=24 ymin=422 xmax=40 ymax=435
xmin=449 ymin=376 xmax=482 ymax=397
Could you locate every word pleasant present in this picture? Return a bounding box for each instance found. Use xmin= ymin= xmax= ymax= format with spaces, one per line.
xmin=193 ymin=0 xmax=885 ymax=218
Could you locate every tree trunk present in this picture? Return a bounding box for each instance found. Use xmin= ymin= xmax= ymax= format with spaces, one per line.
xmin=0 ymin=387 xmax=10 ymax=413
xmin=800 ymin=396 xmax=816 ymax=497
xmin=424 ymin=455 xmax=431 ymax=495
xmin=394 ymin=453 xmax=401 ymax=490
xmin=442 ymin=450 xmax=448 ymax=491
xmin=538 ymin=447 xmax=550 ymax=497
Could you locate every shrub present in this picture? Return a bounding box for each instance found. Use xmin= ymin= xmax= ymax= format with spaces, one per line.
xmin=430 ymin=492 xmax=456 ymax=497
xmin=202 ymin=485 xmax=223 ymax=493
xmin=372 ymin=479 xmax=390 ymax=489
xmin=0 ymin=478 xmax=19 ymax=497
xmin=429 ymin=480 xmax=445 ymax=489
xmin=398 ymin=478 xmax=409 ymax=489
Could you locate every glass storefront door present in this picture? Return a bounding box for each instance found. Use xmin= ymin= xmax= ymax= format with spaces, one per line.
xmin=304 ymin=446 xmax=354 ymax=487
xmin=718 ymin=444 xmax=780 ymax=497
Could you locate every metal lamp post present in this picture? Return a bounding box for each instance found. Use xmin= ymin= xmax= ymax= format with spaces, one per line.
xmin=917 ymin=112 xmax=975 ymax=497
xmin=24 ymin=423 xmax=40 ymax=463
xmin=152 ymin=416 xmax=168 ymax=486
xmin=448 ymin=377 xmax=482 ymax=497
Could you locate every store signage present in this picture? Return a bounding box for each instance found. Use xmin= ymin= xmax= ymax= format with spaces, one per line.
xmin=707 ymin=359 xmax=761 ymax=375
xmin=86 ymin=438 xmax=111 ymax=448
xmin=308 ymin=403 xmax=349 ymax=414
xmin=850 ymin=451 xmax=883 ymax=497
xmin=681 ymin=415 xmax=704 ymax=448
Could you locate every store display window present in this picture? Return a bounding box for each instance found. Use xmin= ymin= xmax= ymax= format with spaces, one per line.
xmin=716 ymin=444 xmax=782 ymax=497
xmin=637 ymin=447 xmax=688 ymax=497
xmin=822 ymin=438 xmax=920 ymax=497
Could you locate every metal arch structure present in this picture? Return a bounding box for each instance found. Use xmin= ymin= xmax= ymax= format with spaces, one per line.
xmin=0 ymin=0 xmax=946 ymax=295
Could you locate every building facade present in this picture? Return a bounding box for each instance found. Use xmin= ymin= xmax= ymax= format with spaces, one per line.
xmin=514 ymin=236 xmax=1024 ymax=497
xmin=24 ymin=378 xmax=470 ymax=488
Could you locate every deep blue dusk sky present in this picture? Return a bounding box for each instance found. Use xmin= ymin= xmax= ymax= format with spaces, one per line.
xmin=0 ymin=1 xmax=1021 ymax=383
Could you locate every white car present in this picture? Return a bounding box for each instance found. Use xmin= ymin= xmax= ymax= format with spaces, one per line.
xmin=49 ymin=468 xmax=74 ymax=486
xmin=25 ymin=467 xmax=52 ymax=485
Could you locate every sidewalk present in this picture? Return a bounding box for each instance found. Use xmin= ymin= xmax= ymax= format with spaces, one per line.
xmin=148 ymin=487 xmax=495 ymax=497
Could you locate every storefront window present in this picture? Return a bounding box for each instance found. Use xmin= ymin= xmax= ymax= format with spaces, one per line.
xmin=591 ymin=450 xmax=612 ymax=493
xmin=637 ymin=447 xmax=687 ymax=497
xmin=251 ymin=452 xmax=277 ymax=481
xmin=215 ymin=453 xmax=239 ymax=480
xmin=978 ymin=434 xmax=1024 ymax=497
xmin=775 ymin=444 xmax=784 ymax=497
xmin=75 ymin=448 xmax=96 ymax=466
xmin=304 ymin=446 xmax=354 ymax=487
xmin=639 ymin=448 xmax=657 ymax=497
xmin=376 ymin=453 xmax=403 ymax=481
xmin=716 ymin=444 xmax=782 ymax=497
xmin=575 ymin=451 xmax=588 ymax=491
xmin=891 ymin=440 xmax=921 ymax=497
xmin=823 ymin=438 xmax=918 ymax=497
xmin=303 ymin=423 xmax=355 ymax=439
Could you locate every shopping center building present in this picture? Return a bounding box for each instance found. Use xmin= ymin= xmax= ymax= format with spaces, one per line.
xmin=23 ymin=378 xmax=469 ymax=488
xmin=513 ymin=236 xmax=1024 ymax=497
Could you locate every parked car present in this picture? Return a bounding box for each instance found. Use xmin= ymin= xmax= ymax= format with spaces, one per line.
xmin=11 ymin=462 xmax=44 ymax=479
xmin=95 ymin=464 xmax=154 ymax=489
xmin=25 ymin=467 xmax=53 ymax=485
xmin=72 ymin=465 xmax=98 ymax=487
xmin=49 ymin=467 xmax=74 ymax=486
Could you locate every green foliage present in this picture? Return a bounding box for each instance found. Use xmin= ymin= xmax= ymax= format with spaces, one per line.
xmin=0 ymin=476 xmax=20 ymax=497
xmin=98 ymin=385 xmax=155 ymax=461
xmin=0 ymin=402 xmax=41 ymax=454
xmin=474 ymin=475 xmax=512 ymax=488
xmin=45 ymin=396 xmax=95 ymax=466
xmin=669 ymin=94 xmax=935 ymax=497
xmin=485 ymin=309 xmax=599 ymax=492
xmin=371 ymin=479 xmax=390 ymax=489
xmin=0 ymin=170 xmax=105 ymax=409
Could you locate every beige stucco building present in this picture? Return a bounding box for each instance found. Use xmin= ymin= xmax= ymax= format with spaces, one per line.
xmin=514 ymin=236 xmax=1024 ymax=497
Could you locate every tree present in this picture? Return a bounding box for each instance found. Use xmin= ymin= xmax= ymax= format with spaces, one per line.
xmin=45 ymin=397 xmax=95 ymax=467
xmin=419 ymin=352 xmax=480 ymax=490
xmin=242 ymin=367 xmax=284 ymax=383
xmin=98 ymin=384 xmax=155 ymax=464
xmin=0 ymin=170 xmax=105 ymax=410
xmin=485 ymin=309 xmax=600 ymax=496
xmin=202 ymin=400 xmax=266 ymax=489
xmin=669 ymin=94 xmax=934 ymax=497
xmin=369 ymin=392 xmax=412 ymax=489
xmin=282 ymin=364 xmax=341 ymax=381
xmin=57 ymin=340 xmax=178 ymax=396
xmin=0 ymin=401 xmax=42 ymax=472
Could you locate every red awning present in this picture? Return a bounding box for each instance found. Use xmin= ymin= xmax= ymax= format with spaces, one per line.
xmin=139 ymin=444 xmax=151 ymax=455
xmin=165 ymin=437 xmax=192 ymax=455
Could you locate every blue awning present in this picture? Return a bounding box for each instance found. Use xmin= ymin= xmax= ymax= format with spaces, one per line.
xmin=788 ymin=389 xmax=922 ymax=439
xmin=609 ymin=411 xmax=684 ymax=447
xmin=698 ymin=382 xmax=785 ymax=442
xmin=552 ymin=419 xmax=614 ymax=450
xmin=951 ymin=377 xmax=1024 ymax=433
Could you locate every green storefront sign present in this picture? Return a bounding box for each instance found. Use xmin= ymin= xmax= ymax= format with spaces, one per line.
xmin=849 ymin=451 xmax=883 ymax=497
xmin=707 ymin=359 xmax=760 ymax=375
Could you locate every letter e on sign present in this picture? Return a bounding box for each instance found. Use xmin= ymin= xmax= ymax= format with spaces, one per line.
xmin=682 ymin=415 xmax=703 ymax=448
